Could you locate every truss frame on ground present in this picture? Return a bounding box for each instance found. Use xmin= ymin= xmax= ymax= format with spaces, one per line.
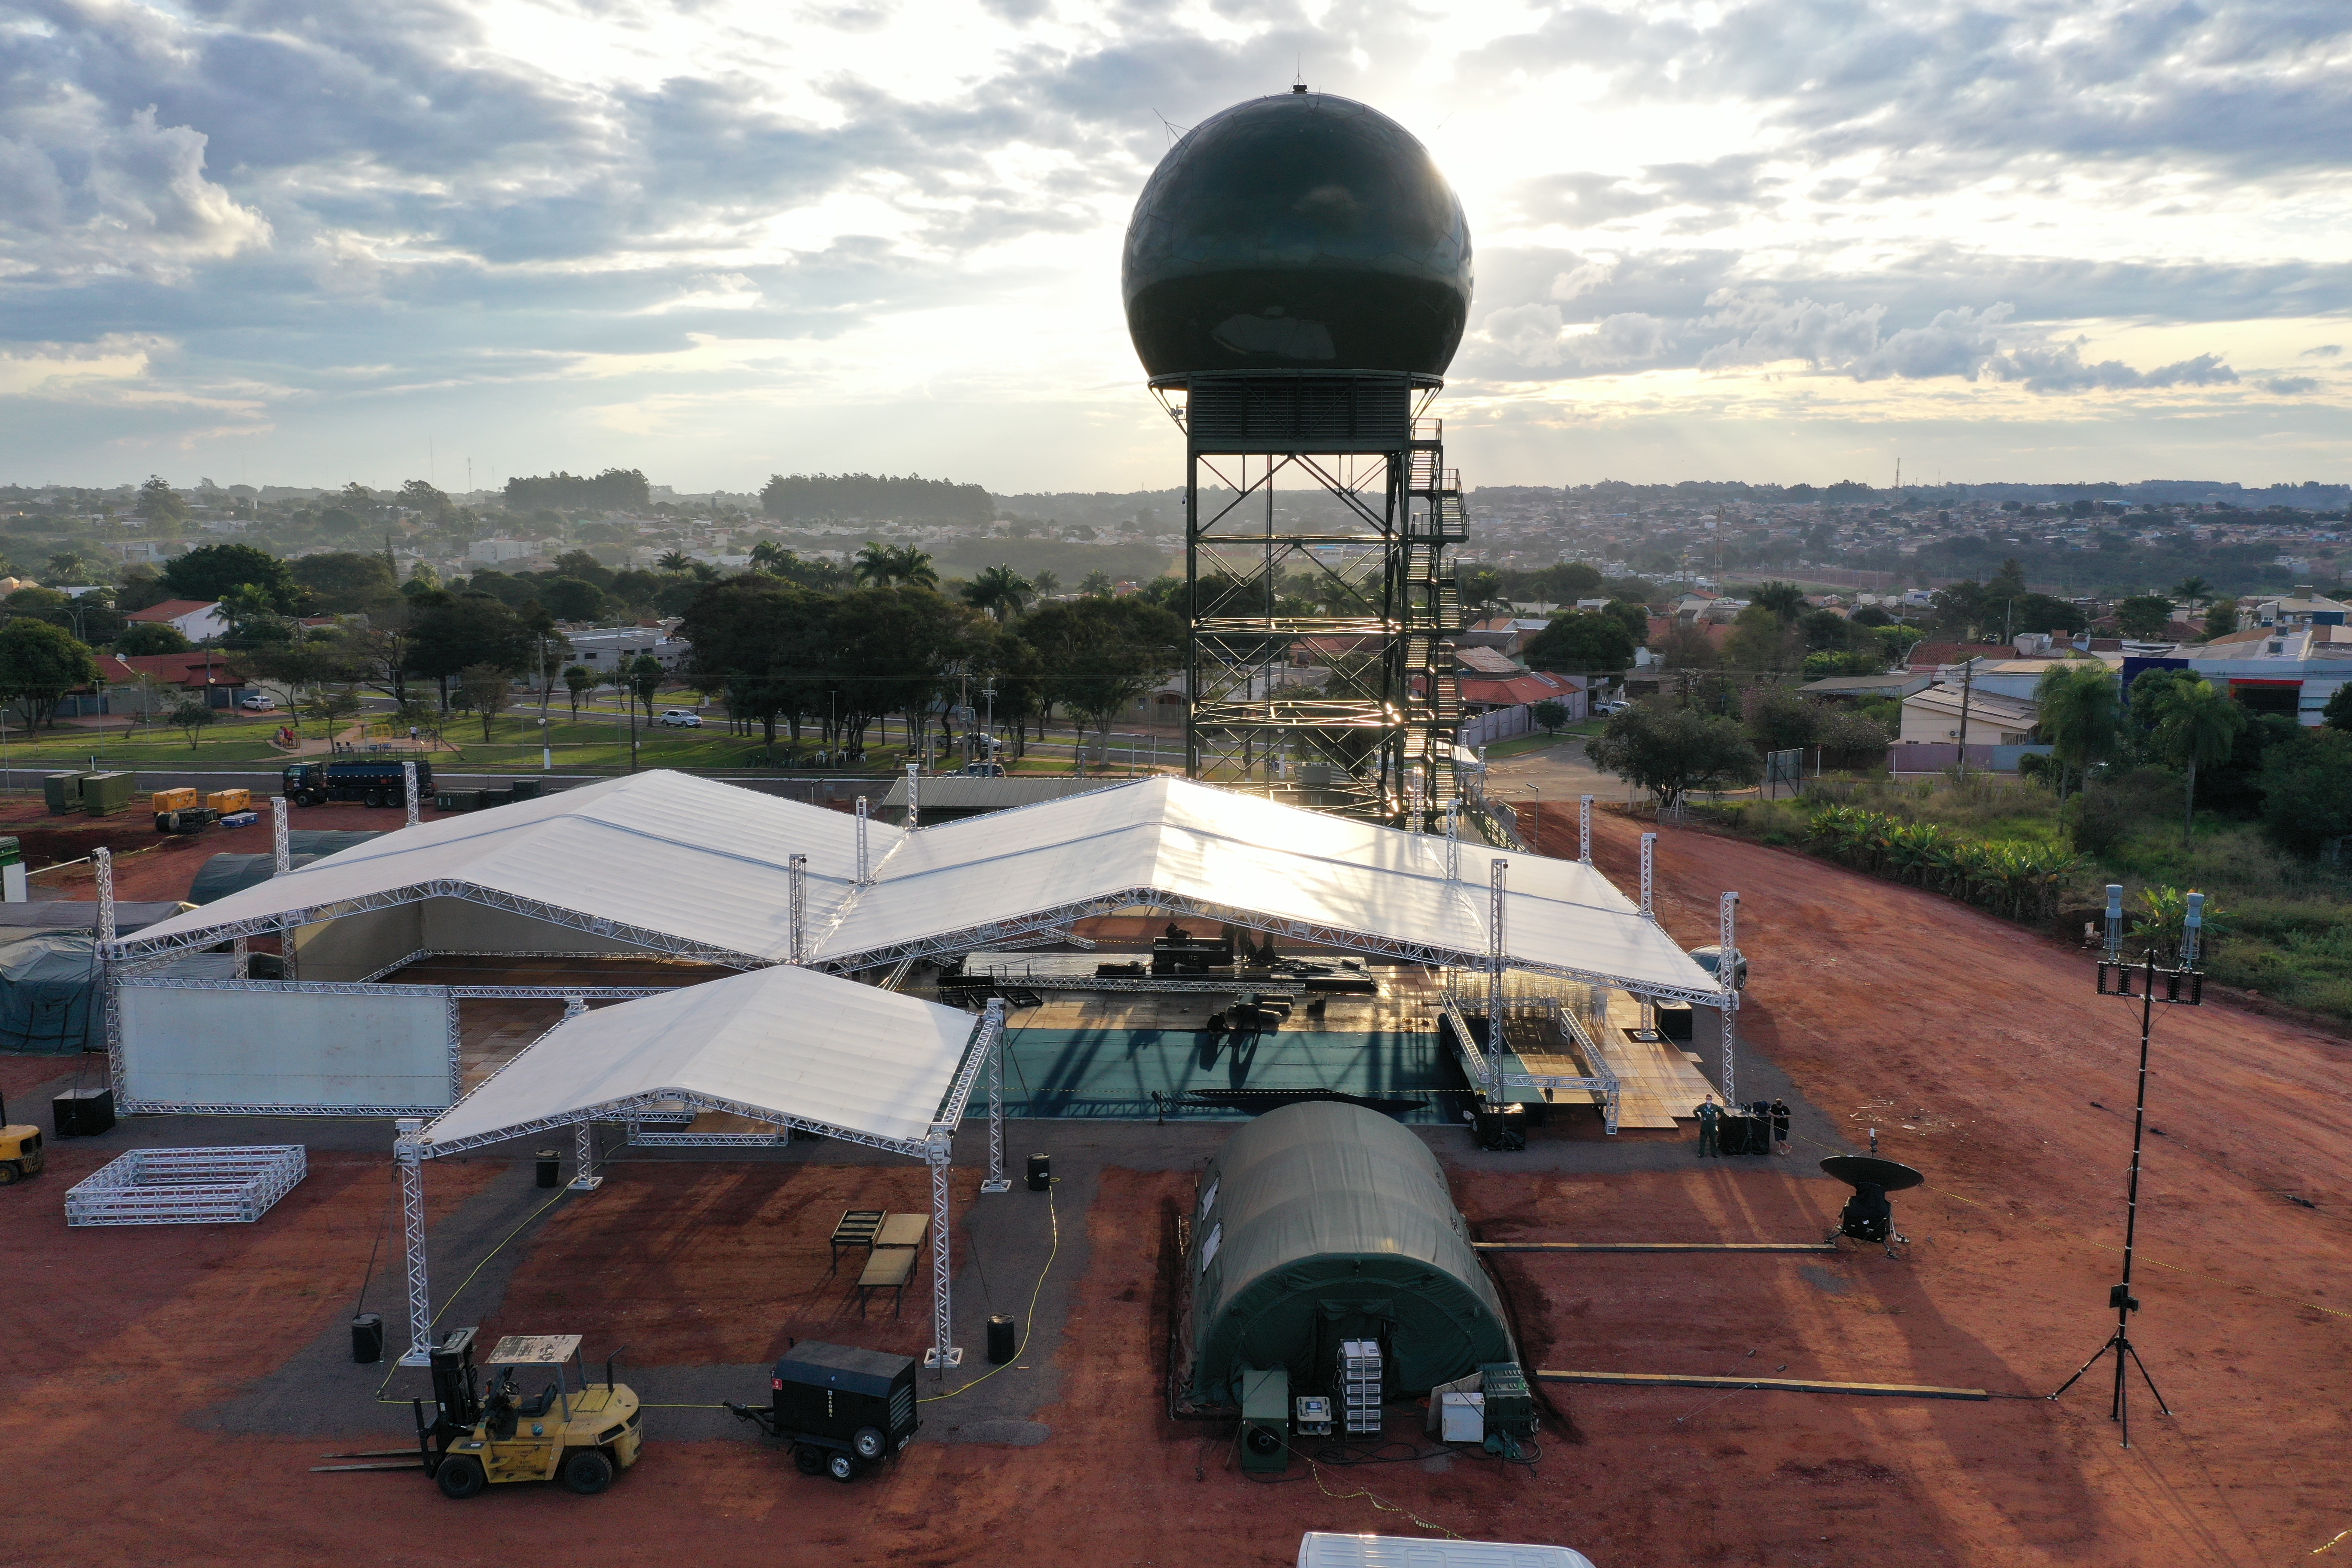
xmin=65 ymin=1145 xmax=308 ymax=1227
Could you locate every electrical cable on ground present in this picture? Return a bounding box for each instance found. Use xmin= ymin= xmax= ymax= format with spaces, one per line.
xmin=921 ymin=1174 xmax=1060 ymax=1404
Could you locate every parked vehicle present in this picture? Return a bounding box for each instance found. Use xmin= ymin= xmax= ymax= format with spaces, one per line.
xmin=239 ymin=693 xmax=277 ymax=711
xmin=726 ymin=1341 xmax=918 ymax=1483
xmin=658 ymin=710 xmax=703 ymax=728
xmin=281 ymin=759 xmax=437 ymax=808
xmin=1688 ymin=944 xmax=1749 ymax=991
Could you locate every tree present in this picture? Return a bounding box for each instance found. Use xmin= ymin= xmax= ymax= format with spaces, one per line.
xmin=1721 ymin=604 xmax=1802 ymax=673
xmin=217 ymin=582 xmax=292 ymax=646
xmin=1531 ymin=699 xmax=1568 ymax=734
xmin=115 ymin=620 xmax=190 ymax=655
xmin=852 ymin=542 xmax=897 ymax=587
xmin=1747 ymin=581 xmax=1807 ymax=619
xmin=625 ymin=654 xmax=665 ymax=721
xmin=0 ymin=619 xmax=98 ymax=730
xmin=2149 ymin=676 xmax=2245 ymax=848
xmin=409 ymin=597 xmax=538 ymax=704
xmin=656 ymin=550 xmax=692 ymax=573
xmin=2200 ymin=600 xmax=2240 ymax=641
xmin=888 ymin=545 xmax=938 ymax=590
xmin=398 ymin=479 xmax=451 ymax=518
xmin=563 ymin=664 xmax=596 ymax=717
xmin=306 ymin=687 xmax=364 ymax=741
xmin=1985 ymin=557 xmax=2030 ymax=603
xmin=1600 ymin=599 xmax=1649 ymax=641
xmin=2172 ymin=576 xmax=2213 ymax=616
xmin=2033 ymin=662 xmax=2121 ymax=818
xmin=136 ymin=476 xmax=187 ymax=530
xmin=290 ymin=550 xmax=398 ymax=612
xmin=1078 ymin=570 xmax=1115 ymax=598
xmin=1523 ymin=612 xmax=1634 ymax=672
xmin=2115 ymin=595 xmax=2176 ymax=639
xmin=964 ymin=564 xmax=1034 ymax=623
xmin=2259 ymin=729 xmax=2352 ymax=856
xmin=2010 ymin=593 xmax=2085 ymax=635
xmin=1022 ymin=597 xmax=1182 ymax=769
xmin=1587 ymin=704 xmax=1762 ymax=812
xmin=1031 ymin=569 xmax=1063 ymax=600
xmin=677 ymin=576 xmax=833 ymax=747
xmin=1653 ymin=622 xmax=1718 ymax=668
xmin=165 ymin=695 xmax=214 ymax=749
xmin=1740 ymin=685 xmax=1821 ymax=753
xmin=539 ymin=577 xmax=607 ymax=622
xmin=162 ymin=543 xmax=298 ymax=609
xmin=459 ymin=664 xmax=514 ymax=741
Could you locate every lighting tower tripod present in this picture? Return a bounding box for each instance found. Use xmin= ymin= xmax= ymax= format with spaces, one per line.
xmin=1156 ymin=372 xmax=1467 ymax=824
xmin=2051 ymin=885 xmax=2205 ymax=1447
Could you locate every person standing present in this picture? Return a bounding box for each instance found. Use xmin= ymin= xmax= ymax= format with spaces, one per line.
xmin=1695 ymin=1098 xmax=1720 ymax=1158
xmin=1771 ymin=1097 xmax=1792 ymax=1156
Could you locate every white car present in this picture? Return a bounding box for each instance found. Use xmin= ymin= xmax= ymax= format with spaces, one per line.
xmin=657 ymin=709 xmax=703 ymax=728
xmin=239 ymin=693 xmax=277 ymax=712
xmin=1597 ymin=700 xmax=1633 ymax=715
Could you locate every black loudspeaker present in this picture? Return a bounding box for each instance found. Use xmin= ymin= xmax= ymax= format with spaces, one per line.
xmin=1026 ymin=1153 xmax=1052 ymax=1191
xmin=351 ymin=1313 xmax=384 ymax=1364
xmin=535 ymin=1150 xmax=560 ymax=1188
xmin=986 ymin=1314 xmax=1017 ymax=1364
xmin=53 ymin=1087 xmax=114 ymax=1138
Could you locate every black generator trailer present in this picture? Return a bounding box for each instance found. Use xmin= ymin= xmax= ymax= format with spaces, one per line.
xmin=725 ymin=1341 xmax=919 ymax=1482
xmin=281 ymin=759 xmax=436 ymax=808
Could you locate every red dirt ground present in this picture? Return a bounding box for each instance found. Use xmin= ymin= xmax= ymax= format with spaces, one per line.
xmin=0 ymin=791 xmax=431 ymax=903
xmin=0 ymin=809 xmax=2346 ymax=1565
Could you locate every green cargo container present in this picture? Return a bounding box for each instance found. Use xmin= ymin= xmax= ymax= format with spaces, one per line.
xmin=508 ymin=778 xmax=543 ymax=802
xmin=81 ymin=772 xmax=136 ymax=817
xmin=42 ymin=772 xmax=88 ymax=814
xmin=475 ymin=787 xmax=513 ymax=809
xmin=435 ymin=789 xmax=481 ymax=812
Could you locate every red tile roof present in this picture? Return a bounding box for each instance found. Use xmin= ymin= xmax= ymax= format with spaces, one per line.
xmin=124 ymin=598 xmax=218 ymax=623
xmin=92 ymin=652 xmax=249 ymax=688
xmin=1460 ymin=671 xmax=1582 ymax=707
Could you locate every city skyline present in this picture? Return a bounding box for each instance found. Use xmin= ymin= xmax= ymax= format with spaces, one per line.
xmin=4 ymin=0 xmax=2346 ymax=491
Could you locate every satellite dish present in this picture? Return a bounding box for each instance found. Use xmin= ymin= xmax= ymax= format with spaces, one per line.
xmin=1820 ymin=1155 xmax=1925 ymax=1193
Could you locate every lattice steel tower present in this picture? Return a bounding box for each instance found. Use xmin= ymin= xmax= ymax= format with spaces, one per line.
xmin=1123 ymin=88 xmax=1475 ymax=824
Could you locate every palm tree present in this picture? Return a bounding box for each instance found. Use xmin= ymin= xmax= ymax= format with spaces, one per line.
xmin=2150 ymin=675 xmax=2245 ymax=848
xmin=2034 ymin=662 xmax=2120 ymax=818
xmin=889 ymin=545 xmax=938 ymax=590
xmin=964 ymin=564 xmax=1034 ymax=623
xmin=852 ymin=541 xmax=896 ymax=587
xmin=2171 ymin=576 xmax=2212 ymax=617
xmin=656 ymin=550 xmax=692 ymax=572
xmin=1031 ymin=568 xmax=1062 ymax=600
xmin=1078 ymin=570 xmax=1115 ymax=598
xmin=748 ymin=540 xmax=790 ymax=573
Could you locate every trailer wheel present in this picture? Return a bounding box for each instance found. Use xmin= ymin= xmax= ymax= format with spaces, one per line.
xmin=561 ymin=1448 xmax=614 ymax=1495
xmin=851 ymin=1426 xmax=885 ymax=1460
xmin=793 ymin=1445 xmax=825 ymax=1476
xmin=364 ymin=790 xmax=384 ymax=808
xmin=0 ymin=1162 xmax=20 ymax=1185
xmin=435 ymin=1457 xmax=486 ymax=1499
xmin=826 ymin=1452 xmax=857 ymax=1482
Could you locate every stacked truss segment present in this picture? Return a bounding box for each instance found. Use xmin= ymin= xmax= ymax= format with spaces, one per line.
xmin=1160 ymin=371 xmax=1467 ymax=824
xmin=65 ymin=1145 xmax=306 ymax=1226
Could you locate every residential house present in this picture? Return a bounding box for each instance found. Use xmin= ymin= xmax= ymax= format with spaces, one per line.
xmin=1898 ymin=685 xmax=2040 ymax=747
xmin=52 ymin=651 xmax=252 ymax=719
xmin=125 ymin=598 xmax=230 ymax=643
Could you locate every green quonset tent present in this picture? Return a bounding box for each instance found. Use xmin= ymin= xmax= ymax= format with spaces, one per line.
xmin=1187 ymin=1100 xmax=1514 ymax=1405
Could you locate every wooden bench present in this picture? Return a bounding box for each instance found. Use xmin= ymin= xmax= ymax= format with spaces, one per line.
xmin=829 ymin=1209 xmax=885 ymax=1272
xmin=856 ymin=1246 xmax=918 ymax=1316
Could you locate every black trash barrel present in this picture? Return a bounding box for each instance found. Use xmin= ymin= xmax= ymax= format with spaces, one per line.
xmin=536 ymin=1149 xmax=560 ymax=1188
xmin=986 ymin=1314 xmax=1018 ymax=1364
xmin=1025 ymin=1153 xmax=1051 ymax=1191
xmin=351 ymin=1313 xmax=384 ymax=1364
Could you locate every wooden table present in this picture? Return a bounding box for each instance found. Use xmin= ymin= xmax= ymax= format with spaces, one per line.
xmin=829 ymin=1209 xmax=885 ymax=1272
xmin=856 ymin=1246 xmax=917 ymax=1316
xmin=874 ymin=1213 xmax=928 ymax=1249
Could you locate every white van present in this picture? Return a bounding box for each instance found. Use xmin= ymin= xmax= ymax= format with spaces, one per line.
xmin=1298 ymin=1534 xmax=1596 ymax=1568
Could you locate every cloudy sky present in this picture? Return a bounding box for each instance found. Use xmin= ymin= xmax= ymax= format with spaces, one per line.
xmin=4 ymin=0 xmax=2348 ymax=493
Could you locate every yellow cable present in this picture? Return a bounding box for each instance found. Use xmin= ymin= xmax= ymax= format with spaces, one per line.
xmin=921 ymin=1176 xmax=1061 ymax=1403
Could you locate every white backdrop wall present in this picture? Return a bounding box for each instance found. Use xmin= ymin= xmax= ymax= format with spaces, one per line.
xmin=117 ymin=982 xmax=456 ymax=1112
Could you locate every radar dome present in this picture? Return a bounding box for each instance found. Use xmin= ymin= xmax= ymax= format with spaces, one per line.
xmin=1122 ymin=90 xmax=1473 ymax=381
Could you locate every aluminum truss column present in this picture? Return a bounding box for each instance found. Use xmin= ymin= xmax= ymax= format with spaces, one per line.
xmin=855 ymin=797 xmax=871 ymax=884
xmin=571 ymin=1119 xmax=602 ymax=1191
xmin=1445 ymin=801 xmax=1461 ymax=882
xmin=271 ymin=796 xmax=291 ymax=875
xmin=94 ymin=847 xmax=114 ymax=944
xmin=1485 ymin=859 xmax=1507 ymax=1106
xmin=403 ymin=760 xmax=420 ymax=827
xmin=1640 ymin=833 xmax=1657 ymax=918
xmin=924 ymin=1128 xmax=961 ymax=1371
xmin=395 ymin=1119 xmax=434 ymax=1366
xmin=905 ymin=763 xmax=920 ymax=831
xmin=980 ymin=998 xmax=1011 ymax=1194
xmin=788 ymin=854 xmax=807 ymax=964
xmin=1579 ymin=795 xmax=1593 ymax=864
xmin=1719 ymin=891 xmax=1740 ymax=1106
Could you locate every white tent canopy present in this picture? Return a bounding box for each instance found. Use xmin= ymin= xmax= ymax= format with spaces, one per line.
xmin=122 ymin=771 xmax=1722 ymax=1003
xmin=419 ymin=964 xmax=983 ymax=1156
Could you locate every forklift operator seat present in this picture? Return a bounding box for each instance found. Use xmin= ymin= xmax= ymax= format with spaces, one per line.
xmin=516 ymin=1383 xmax=561 ymax=1419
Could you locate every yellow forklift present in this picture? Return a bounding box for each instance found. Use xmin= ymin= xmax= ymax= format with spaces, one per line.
xmin=0 ymin=1091 xmax=45 ymax=1185
xmin=412 ymin=1329 xmax=643 ymax=1498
